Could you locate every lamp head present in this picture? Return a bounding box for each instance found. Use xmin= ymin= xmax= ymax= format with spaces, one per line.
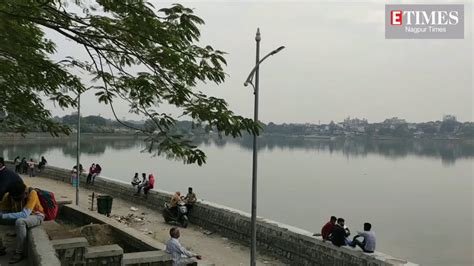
xmin=271 ymin=46 xmax=285 ymax=55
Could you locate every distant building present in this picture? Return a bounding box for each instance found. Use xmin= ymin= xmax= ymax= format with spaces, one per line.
xmin=343 ymin=117 xmax=368 ymax=133
xmin=407 ymin=124 xmax=417 ymax=130
xmin=383 ymin=117 xmax=407 ymax=125
xmin=443 ymin=115 xmax=457 ymax=122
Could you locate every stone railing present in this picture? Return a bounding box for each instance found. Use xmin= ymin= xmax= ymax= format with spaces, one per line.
xmin=6 ymin=162 xmax=416 ymax=265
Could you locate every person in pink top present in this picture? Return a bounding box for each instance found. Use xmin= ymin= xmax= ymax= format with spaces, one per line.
xmin=144 ymin=174 xmax=155 ymax=198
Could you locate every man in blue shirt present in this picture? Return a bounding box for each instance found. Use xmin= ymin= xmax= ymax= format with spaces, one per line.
xmin=165 ymin=227 xmax=201 ymax=265
xmin=350 ymin=222 xmax=376 ymax=253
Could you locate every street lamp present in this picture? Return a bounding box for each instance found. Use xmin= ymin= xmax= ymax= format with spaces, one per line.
xmin=76 ymin=92 xmax=81 ymax=206
xmin=244 ymin=28 xmax=285 ymax=266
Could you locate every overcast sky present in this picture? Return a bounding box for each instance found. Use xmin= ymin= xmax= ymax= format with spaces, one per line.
xmin=45 ymin=0 xmax=473 ymax=124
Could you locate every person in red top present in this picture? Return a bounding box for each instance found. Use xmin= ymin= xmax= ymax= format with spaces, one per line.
xmin=143 ymin=174 xmax=155 ymax=198
xmin=320 ymin=216 xmax=337 ymax=240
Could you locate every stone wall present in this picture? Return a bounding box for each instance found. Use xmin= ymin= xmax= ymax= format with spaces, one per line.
xmin=27 ymin=226 xmax=61 ymax=266
xmin=7 ymin=162 xmax=416 ymax=266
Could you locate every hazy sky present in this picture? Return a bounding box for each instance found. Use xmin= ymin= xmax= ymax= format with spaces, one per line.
xmin=45 ymin=0 xmax=473 ymax=123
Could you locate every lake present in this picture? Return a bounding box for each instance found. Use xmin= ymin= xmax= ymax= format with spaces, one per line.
xmin=1 ymin=135 xmax=472 ymax=265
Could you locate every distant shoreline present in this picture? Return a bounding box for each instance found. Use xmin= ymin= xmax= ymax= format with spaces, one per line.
xmin=0 ymin=132 xmax=471 ymax=143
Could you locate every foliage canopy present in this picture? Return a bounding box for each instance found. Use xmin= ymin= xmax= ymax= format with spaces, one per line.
xmin=0 ymin=0 xmax=260 ymax=165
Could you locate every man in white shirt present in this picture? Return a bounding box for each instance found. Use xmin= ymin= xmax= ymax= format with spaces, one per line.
xmin=165 ymin=227 xmax=201 ymax=265
xmin=350 ymin=222 xmax=376 ymax=253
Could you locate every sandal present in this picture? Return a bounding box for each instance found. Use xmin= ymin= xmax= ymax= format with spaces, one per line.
xmin=9 ymin=252 xmax=24 ymax=264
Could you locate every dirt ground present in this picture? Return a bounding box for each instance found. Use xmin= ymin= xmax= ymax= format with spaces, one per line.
xmin=23 ymin=176 xmax=285 ymax=266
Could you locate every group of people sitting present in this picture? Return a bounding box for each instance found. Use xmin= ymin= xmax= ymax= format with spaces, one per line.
xmin=13 ymin=156 xmax=47 ymax=177
xmin=69 ymin=163 xmax=102 ymax=187
xmin=86 ymin=163 xmax=102 ymax=185
xmin=0 ymin=157 xmax=45 ymax=264
xmin=132 ymin=173 xmax=155 ymax=198
xmin=318 ymin=216 xmax=376 ymax=253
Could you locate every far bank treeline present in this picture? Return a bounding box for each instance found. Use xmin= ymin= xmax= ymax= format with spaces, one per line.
xmin=1 ymin=114 xmax=470 ymax=140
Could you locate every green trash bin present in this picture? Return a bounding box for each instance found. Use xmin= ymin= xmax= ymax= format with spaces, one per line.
xmin=97 ymin=195 xmax=113 ymax=216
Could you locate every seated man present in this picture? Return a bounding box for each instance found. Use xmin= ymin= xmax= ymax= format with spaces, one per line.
xmin=184 ymin=187 xmax=197 ymax=205
xmin=319 ymin=216 xmax=337 ymax=240
xmin=166 ymin=227 xmax=201 ymax=266
xmin=184 ymin=187 xmax=197 ymax=213
xmin=329 ymin=218 xmax=350 ymax=247
xmin=0 ymin=182 xmax=44 ymax=264
xmin=131 ymin=173 xmax=141 ymax=187
xmin=350 ymin=222 xmax=376 ymax=253
xmin=37 ymin=156 xmax=47 ymax=172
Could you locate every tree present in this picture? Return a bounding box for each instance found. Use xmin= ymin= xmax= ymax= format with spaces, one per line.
xmin=82 ymin=115 xmax=107 ymax=127
xmin=0 ymin=0 xmax=260 ymax=165
xmin=440 ymin=119 xmax=459 ymax=134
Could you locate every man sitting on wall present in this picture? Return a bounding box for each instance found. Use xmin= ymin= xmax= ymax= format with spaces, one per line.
xmin=317 ymin=216 xmax=337 ymax=240
xmin=329 ymin=218 xmax=351 ymax=247
xmin=166 ymin=227 xmax=201 ymax=266
xmin=350 ymin=222 xmax=376 ymax=253
xmin=184 ymin=187 xmax=197 ymax=212
xmin=0 ymin=181 xmax=44 ymax=264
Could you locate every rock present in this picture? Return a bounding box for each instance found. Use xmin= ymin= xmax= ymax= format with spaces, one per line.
xmin=203 ymin=230 xmax=214 ymax=235
xmin=130 ymin=207 xmax=138 ymax=211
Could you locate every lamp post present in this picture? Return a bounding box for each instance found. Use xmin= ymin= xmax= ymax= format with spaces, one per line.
xmin=244 ymin=28 xmax=284 ymax=266
xmin=76 ymin=92 xmax=81 ymax=206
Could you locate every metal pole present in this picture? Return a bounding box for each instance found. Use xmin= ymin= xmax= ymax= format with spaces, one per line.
xmin=250 ymin=27 xmax=260 ymax=266
xmin=76 ymin=93 xmax=80 ymax=206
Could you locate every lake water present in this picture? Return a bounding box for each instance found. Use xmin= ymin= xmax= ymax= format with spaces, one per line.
xmin=1 ymin=135 xmax=472 ymax=265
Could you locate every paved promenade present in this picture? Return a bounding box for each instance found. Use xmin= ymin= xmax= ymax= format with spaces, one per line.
xmin=22 ymin=176 xmax=283 ymax=266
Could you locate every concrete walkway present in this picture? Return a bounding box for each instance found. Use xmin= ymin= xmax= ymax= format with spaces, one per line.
xmin=23 ymin=176 xmax=284 ymax=266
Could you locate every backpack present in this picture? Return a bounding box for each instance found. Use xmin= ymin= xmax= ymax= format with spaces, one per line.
xmin=30 ymin=188 xmax=58 ymax=221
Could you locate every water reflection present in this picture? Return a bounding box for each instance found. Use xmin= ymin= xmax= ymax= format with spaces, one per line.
xmin=234 ymin=135 xmax=474 ymax=165
xmin=0 ymin=135 xmax=140 ymax=160
xmin=1 ymin=134 xmax=473 ymax=165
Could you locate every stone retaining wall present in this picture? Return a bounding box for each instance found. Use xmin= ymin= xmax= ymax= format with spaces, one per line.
xmin=27 ymin=226 xmax=61 ymax=266
xmin=7 ymin=162 xmax=416 ymax=266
